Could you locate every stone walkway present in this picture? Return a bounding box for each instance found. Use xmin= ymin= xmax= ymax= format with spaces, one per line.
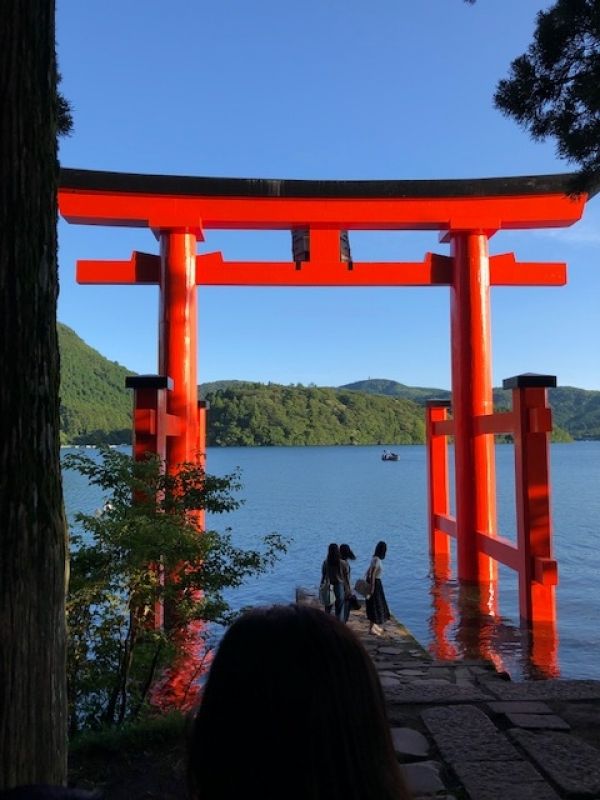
xmin=299 ymin=591 xmax=600 ymax=800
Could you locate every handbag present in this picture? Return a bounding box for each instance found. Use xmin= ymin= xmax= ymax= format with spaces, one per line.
xmin=319 ymin=580 xmax=335 ymax=606
xmin=349 ymin=594 xmax=361 ymax=611
xmin=354 ymin=578 xmax=370 ymax=598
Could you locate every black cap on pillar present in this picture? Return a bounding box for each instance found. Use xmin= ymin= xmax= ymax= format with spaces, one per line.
xmin=502 ymin=373 xmax=557 ymax=389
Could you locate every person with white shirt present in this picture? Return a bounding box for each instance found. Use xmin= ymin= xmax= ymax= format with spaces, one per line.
xmin=365 ymin=540 xmax=391 ymax=636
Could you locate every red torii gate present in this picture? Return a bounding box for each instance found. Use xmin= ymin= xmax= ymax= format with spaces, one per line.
xmin=58 ymin=168 xmax=589 ymax=636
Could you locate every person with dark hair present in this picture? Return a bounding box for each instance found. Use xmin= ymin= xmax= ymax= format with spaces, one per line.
xmin=187 ymin=604 xmax=411 ymax=800
xmin=366 ymin=540 xmax=391 ymax=636
xmin=320 ymin=542 xmax=348 ymax=620
xmin=339 ymin=543 xmax=355 ymax=561
xmin=339 ymin=543 xmax=356 ymax=623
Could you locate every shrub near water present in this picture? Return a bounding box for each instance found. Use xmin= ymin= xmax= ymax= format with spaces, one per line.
xmin=64 ymin=448 xmax=289 ymax=734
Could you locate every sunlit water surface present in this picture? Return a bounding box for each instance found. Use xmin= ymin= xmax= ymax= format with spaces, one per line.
xmin=62 ymin=441 xmax=600 ymax=681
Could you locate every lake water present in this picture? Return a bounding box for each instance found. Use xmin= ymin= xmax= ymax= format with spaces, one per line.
xmin=62 ymin=441 xmax=600 ymax=681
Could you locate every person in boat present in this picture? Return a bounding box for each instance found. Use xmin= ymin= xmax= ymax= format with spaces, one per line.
xmin=187 ymin=604 xmax=411 ymax=800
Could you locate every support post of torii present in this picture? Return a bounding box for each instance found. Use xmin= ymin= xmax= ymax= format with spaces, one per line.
xmin=449 ymin=231 xmax=497 ymax=586
xmin=158 ymin=229 xmax=199 ymax=469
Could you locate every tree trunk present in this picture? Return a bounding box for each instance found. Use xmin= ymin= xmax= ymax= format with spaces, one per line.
xmin=0 ymin=1 xmax=68 ymax=788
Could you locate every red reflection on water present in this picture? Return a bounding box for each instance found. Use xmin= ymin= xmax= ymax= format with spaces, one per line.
xmin=428 ymin=567 xmax=559 ymax=679
xmin=525 ymin=620 xmax=560 ymax=679
xmin=429 ymin=554 xmax=458 ymax=661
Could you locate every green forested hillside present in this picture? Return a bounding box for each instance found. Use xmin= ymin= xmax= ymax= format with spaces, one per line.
xmin=341 ymin=379 xmax=449 ymax=404
xmin=58 ymin=325 xmax=598 ymax=445
xmin=200 ymin=380 xmax=256 ymax=397
xmin=205 ymin=384 xmax=425 ymax=446
xmin=544 ymin=386 xmax=600 ymax=440
xmin=342 ymin=378 xmax=599 ymax=440
xmin=58 ymin=323 xmax=133 ymax=444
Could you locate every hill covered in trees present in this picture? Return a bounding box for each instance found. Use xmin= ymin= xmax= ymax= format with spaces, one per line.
xmin=204 ymin=384 xmax=425 ymax=446
xmin=341 ymin=379 xmax=600 ymax=441
xmin=58 ymin=323 xmax=133 ymax=444
xmin=57 ymin=325 xmax=599 ymax=444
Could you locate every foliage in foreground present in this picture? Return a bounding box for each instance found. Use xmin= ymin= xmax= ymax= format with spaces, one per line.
xmin=64 ymin=448 xmax=289 ymax=733
xmin=69 ymin=711 xmax=186 ymax=756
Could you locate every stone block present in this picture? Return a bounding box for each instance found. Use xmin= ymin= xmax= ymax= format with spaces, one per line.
xmin=510 ymin=728 xmax=600 ymax=797
xmin=421 ymin=705 xmax=520 ymax=762
xmin=390 ymin=727 xmax=430 ymax=758
xmin=412 ymin=797 xmax=456 ymax=800
xmin=487 ymin=701 xmax=552 ymax=715
xmin=373 ymin=659 xmax=404 ymax=671
xmin=454 ymin=667 xmax=472 ymax=681
xmin=488 ymin=680 xmax=600 ymax=702
xmin=397 ymin=669 xmax=428 ymax=676
xmin=380 ymin=676 xmax=402 ymax=688
xmin=451 ymin=759 xmax=560 ymax=800
xmin=421 ymin=667 xmax=453 ymax=678
xmin=401 ymin=761 xmax=446 ymax=795
xmin=387 ymin=685 xmax=489 ymax=704
xmin=505 ymin=713 xmax=570 ymax=731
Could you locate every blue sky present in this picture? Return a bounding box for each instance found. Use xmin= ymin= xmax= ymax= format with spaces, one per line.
xmin=56 ymin=0 xmax=599 ymax=391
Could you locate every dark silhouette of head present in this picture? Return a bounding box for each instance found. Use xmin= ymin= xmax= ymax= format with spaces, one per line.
xmin=374 ymin=540 xmax=387 ymax=559
xmin=339 ymin=543 xmax=356 ymax=560
xmin=188 ymin=604 xmax=409 ymax=800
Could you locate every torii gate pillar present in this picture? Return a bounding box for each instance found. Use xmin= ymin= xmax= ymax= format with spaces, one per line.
xmin=158 ymin=229 xmax=199 ymax=469
xmin=450 ymin=231 xmax=497 ymax=585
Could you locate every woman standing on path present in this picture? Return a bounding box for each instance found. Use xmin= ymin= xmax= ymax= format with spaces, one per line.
xmin=366 ymin=540 xmax=391 ymax=636
xmin=339 ymin=543 xmax=356 ymax=623
xmin=321 ymin=543 xmax=347 ymax=620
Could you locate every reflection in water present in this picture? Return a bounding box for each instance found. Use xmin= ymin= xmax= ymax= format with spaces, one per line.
xmin=428 ymin=567 xmax=559 ymax=679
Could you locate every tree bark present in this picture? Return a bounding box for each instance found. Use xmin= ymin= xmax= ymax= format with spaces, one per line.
xmin=0 ymin=1 xmax=68 ymax=788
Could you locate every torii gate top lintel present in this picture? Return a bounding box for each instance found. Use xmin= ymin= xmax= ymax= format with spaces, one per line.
xmin=59 ymin=168 xmax=589 ymax=232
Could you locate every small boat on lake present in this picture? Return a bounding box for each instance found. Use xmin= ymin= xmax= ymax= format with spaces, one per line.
xmin=381 ymin=451 xmax=399 ymax=461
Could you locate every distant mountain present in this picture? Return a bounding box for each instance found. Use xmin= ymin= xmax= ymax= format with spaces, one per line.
xmin=341 ymin=379 xmax=450 ymax=404
xmin=340 ymin=378 xmax=599 ymax=440
xmin=58 ymin=323 xmax=134 ymax=445
xmin=199 ymin=380 xmax=258 ymax=398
